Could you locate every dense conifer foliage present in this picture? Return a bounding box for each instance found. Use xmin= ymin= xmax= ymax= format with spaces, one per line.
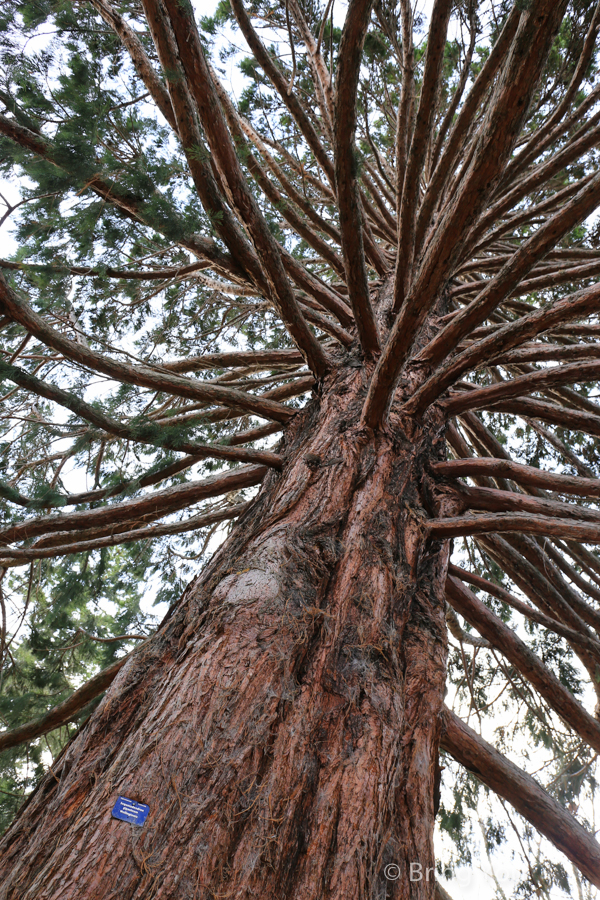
xmin=1 ymin=0 xmax=600 ymax=896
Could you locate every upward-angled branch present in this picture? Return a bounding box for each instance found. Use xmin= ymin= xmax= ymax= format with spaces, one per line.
xmin=287 ymin=0 xmax=334 ymax=135
xmin=429 ymin=2 xmax=477 ymax=175
xmin=362 ymin=0 xmax=570 ymax=428
xmin=334 ymin=0 xmax=381 ymax=358
xmin=408 ymin=0 xmax=565 ymax=304
xmin=409 ymin=173 xmax=600 ymax=409
xmin=476 ymin=111 xmax=600 ymax=236
xmin=414 ymin=5 xmax=522 ymax=256
xmin=445 ymin=360 xmax=600 ymax=414
xmin=394 ymin=0 xmax=452 ymax=307
xmin=134 ymin=0 xmax=271 ymax=295
xmin=0 ymin=360 xmax=283 ymax=470
xmin=87 ymin=0 xmax=176 ymax=129
xmin=393 ymin=0 xmax=414 ymax=213
xmin=159 ymin=0 xmax=332 ymax=380
xmin=441 ymin=708 xmax=600 ymax=888
xmin=433 ymin=458 xmax=600 ymax=498
xmin=0 ymin=653 xmax=132 ymax=752
xmin=500 ymin=0 xmax=600 ymax=187
xmin=0 ymin=465 xmax=267 ymax=546
xmin=210 ymin=67 xmax=347 ymax=285
xmin=228 ymin=0 xmax=335 ymax=187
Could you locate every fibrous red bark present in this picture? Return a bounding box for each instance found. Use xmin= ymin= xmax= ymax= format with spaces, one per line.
xmin=0 ymin=365 xmax=452 ymax=899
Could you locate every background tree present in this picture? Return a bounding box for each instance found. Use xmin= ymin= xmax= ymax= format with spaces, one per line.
xmin=1 ymin=0 xmax=600 ymax=896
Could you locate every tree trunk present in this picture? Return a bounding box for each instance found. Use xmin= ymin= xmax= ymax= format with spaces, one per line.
xmin=0 ymin=363 xmax=452 ymax=899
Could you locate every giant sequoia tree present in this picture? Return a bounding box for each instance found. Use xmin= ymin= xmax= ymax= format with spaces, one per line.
xmin=2 ymin=0 xmax=600 ymax=896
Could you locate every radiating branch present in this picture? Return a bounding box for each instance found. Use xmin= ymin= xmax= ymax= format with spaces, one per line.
xmin=0 ymin=274 xmax=293 ymax=422
xmin=446 ymin=576 xmax=600 ymax=754
xmin=333 ymin=0 xmax=381 ymax=357
xmin=228 ymin=0 xmax=335 ymax=187
xmin=393 ymin=0 xmax=452 ymax=308
xmin=160 ymin=0 xmax=332 ymax=379
xmin=441 ymin=707 xmax=600 ymax=887
xmin=0 ymin=465 xmax=267 ymax=546
xmin=0 ymin=503 xmax=249 ymax=567
xmin=430 ymin=512 xmax=600 ymax=542
xmin=433 ymin=458 xmax=600 ymax=498
xmin=0 ymin=653 xmax=133 ymax=752
xmin=0 ymin=360 xmax=283 ymax=470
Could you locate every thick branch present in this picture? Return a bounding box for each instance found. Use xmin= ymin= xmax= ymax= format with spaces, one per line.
xmin=410 ymin=282 xmax=600 ymax=413
xmin=451 ymin=258 xmax=600 ymax=300
xmin=0 ymin=654 xmax=132 ymax=752
xmin=441 ymin=707 xmax=600 ymax=887
xmin=0 ymin=360 xmax=283 ymax=470
xmin=162 ymin=0 xmax=331 ymax=380
xmin=467 ymin=397 xmax=600 ymax=438
xmin=0 ymin=274 xmax=293 ymax=422
xmin=481 ymin=112 xmax=600 ymax=232
xmin=0 ymin=503 xmax=249 ymax=566
xmin=493 ymin=343 xmax=600 ymax=366
xmin=400 ymin=0 xmax=567 ymax=321
xmin=211 ymin=73 xmax=349 ymax=290
xmin=414 ymin=6 xmax=522 ymax=254
xmin=430 ymin=512 xmax=600 ymax=542
xmin=287 ymin=0 xmax=334 ymax=135
xmin=394 ymin=0 xmax=452 ymax=307
xmin=394 ymin=0 xmax=414 ymax=220
xmin=444 ymin=360 xmax=600 ymax=414
xmin=480 ymin=533 xmax=600 ymax=649
xmin=453 ymin=483 xmax=600 ymax=524
xmin=417 ymin=171 xmax=600 ymax=375
xmin=429 ymin=6 xmax=477 ymax=175
xmin=449 ymin=564 xmax=600 ymax=655
xmin=500 ymin=1 xmax=600 ymax=185
xmin=0 ymin=465 xmax=267 ymax=546
xmin=362 ymin=2 xmax=581 ymax=427
xmin=137 ymin=0 xmax=273 ymax=294
xmin=161 ymin=348 xmax=304 ymax=374
xmin=228 ymin=0 xmax=335 ymax=187
xmin=87 ymin=0 xmax=176 ymax=128
xmin=433 ymin=458 xmax=600 ymax=498
xmin=446 ymin=576 xmax=600 ymax=754
xmin=333 ymin=0 xmax=381 ymax=357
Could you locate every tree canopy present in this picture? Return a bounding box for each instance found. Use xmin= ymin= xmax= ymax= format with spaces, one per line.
xmin=2 ymin=0 xmax=600 ymax=895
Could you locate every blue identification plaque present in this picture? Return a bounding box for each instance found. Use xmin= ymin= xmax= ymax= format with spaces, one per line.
xmin=111 ymin=796 xmax=150 ymax=826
